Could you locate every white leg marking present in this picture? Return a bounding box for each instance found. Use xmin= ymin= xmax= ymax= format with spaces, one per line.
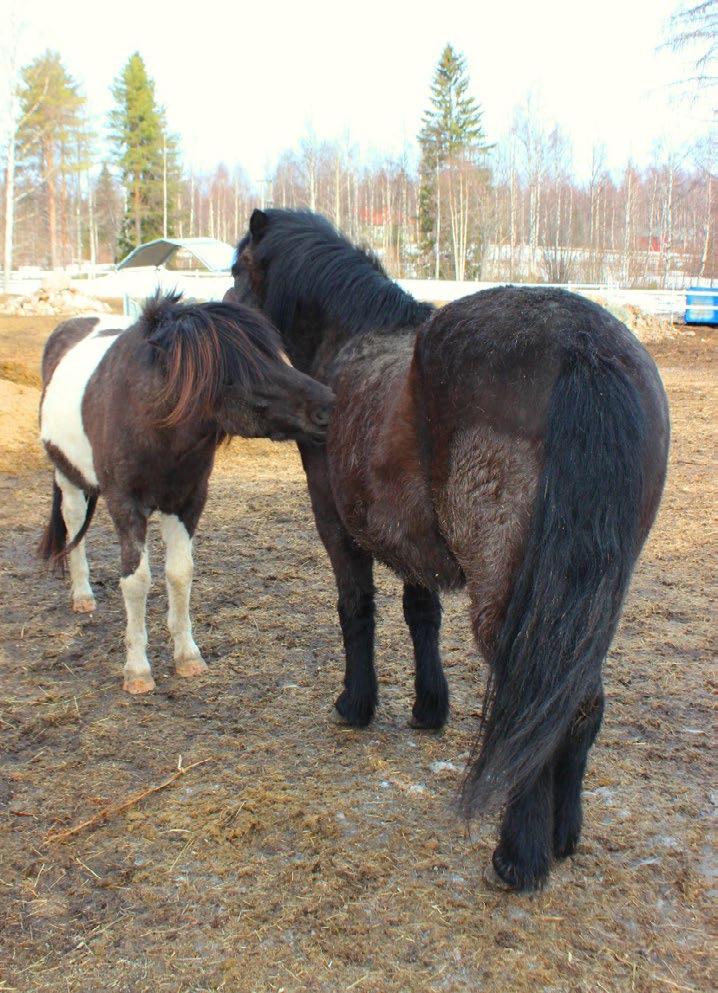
xmin=56 ymin=471 xmax=95 ymax=613
xmin=120 ymin=546 xmax=155 ymax=694
xmin=159 ymin=514 xmax=207 ymax=678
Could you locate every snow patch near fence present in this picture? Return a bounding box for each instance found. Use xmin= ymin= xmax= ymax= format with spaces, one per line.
xmin=2 ymin=270 xmax=690 ymax=323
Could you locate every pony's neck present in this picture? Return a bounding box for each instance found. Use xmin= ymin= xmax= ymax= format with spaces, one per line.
xmin=289 ymin=287 xmax=432 ymax=378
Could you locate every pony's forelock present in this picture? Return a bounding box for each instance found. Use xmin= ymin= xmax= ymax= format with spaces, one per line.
xmin=138 ymin=291 xmax=283 ymax=428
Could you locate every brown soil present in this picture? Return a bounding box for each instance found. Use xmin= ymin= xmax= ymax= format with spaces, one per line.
xmin=0 ymin=318 xmax=715 ymax=993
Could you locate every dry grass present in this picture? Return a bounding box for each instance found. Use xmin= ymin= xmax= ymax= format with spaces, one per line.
xmin=0 ymin=318 xmax=715 ymax=993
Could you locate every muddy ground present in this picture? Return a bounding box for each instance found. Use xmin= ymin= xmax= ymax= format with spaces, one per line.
xmin=0 ymin=312 xmax=715 ymax=993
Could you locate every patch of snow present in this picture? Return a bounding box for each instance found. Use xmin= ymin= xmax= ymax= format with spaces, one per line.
xmin=430 ymin=760 xmax=458 ymax=774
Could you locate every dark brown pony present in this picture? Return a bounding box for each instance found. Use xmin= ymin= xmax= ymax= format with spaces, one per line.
xmin=39 ymin=291 xmax=333 ymax=694
xmin=230 ymin=208 xmax=670 ymax=892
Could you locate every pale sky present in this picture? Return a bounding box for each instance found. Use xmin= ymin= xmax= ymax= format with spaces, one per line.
xmin=3 ymin=0 xmax=714 ymax=182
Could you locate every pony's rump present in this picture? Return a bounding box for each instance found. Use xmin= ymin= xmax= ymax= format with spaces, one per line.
xmin=461 ymin=350 xmax=651 ymax=815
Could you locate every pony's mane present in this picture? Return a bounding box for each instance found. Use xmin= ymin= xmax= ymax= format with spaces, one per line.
xmin=234 ymin=209 xmax=434 ymax=336
xmin=138 ymin=291 xmax=283 ymax=427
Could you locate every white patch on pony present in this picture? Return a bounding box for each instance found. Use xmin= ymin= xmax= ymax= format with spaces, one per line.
xmin=159 ymin=513 xmax=207 ymax=677
xmin=40 ymin=315 xmax=132 ymax=487
xmin=55 ymin=469 xmax=95 ymax=610
xmin=120 ymin=545 xmax=155 ymax=693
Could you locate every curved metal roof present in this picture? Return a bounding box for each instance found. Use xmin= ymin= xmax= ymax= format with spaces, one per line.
xmin=117 ymin=237 xmax=235 ymax=272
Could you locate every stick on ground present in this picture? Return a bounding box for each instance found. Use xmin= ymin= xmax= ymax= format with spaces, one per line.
xmin=45 ymin=757 xmax=214 ymax=843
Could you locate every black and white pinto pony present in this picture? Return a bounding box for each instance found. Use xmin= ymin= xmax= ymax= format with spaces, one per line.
xmin=229 ymin=208 xmax=671 ymax=891
xmin=38 ymin=292 xmax=333 ymax=694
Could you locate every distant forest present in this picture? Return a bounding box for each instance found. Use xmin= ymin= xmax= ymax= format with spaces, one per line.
xmin=2 ymin=33 xmax=716 ymax=288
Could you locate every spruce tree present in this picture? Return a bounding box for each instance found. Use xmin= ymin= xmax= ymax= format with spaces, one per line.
xmin=109 ymin=53 xmax=180 ymax=255
xmin=417 ymin=45 xmax=490 ymax=276
xmin=94 ymin=163 xmax=122 ymax=262
xmin=17 ymin=51 xmax=84 ymax=268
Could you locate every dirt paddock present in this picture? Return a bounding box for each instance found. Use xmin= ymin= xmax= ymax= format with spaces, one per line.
xmin=0 ymin=311 xmax=715 ymax=993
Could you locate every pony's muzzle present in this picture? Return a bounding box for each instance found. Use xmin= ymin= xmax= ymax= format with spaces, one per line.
xmin=310 ymin=400 xmax=333 ymax=428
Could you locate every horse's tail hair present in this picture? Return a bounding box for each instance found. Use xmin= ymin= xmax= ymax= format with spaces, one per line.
xmin=461 ymin=351 xmax=648 ymax=817
xmin=38 ymin=480 xmax=97 ymax=575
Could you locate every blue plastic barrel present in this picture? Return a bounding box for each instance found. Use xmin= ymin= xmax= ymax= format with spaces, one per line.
xmin=685 ymin=286 xmax=718 ymax=325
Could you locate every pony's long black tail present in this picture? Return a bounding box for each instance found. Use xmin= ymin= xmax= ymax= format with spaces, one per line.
xmin=461 ymin=351 xmax=648 ymax=817
xmin=37 ymin=480 xmax=97 ymax=575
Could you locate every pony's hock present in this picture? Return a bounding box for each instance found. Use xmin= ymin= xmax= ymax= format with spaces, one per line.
xmin=38 ymin=292 xmax=334 ymax=694
xmin=231 ymin=207 xmax=670 ymax=892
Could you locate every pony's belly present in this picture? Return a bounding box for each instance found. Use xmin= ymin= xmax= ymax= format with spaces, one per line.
xmin=334 ymin=475 xmax=464 ymax=591
xmin=364 ymin=516 xmax=464 ymax=590
xmin=328 ymin=373 xmax=464 ymax=591
xmin=40 ymin=329 xmax=121 ymax=488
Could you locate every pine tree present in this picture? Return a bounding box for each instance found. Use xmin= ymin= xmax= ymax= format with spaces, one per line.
xmin=417 ymin=45 xmax=490 ymax=277
xmin=109 ymin=53 xmax=181 ymax=256
xmin=16 ymin=51 xmax=85 ymax=268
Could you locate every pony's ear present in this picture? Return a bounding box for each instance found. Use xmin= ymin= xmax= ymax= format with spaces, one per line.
xmin=250 ymin=209 xmax=269 ymax=241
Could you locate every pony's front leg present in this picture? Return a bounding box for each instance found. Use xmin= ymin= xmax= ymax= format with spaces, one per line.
xmin=159 ymin=513 xmax=207 ymax=679
xmin=115 ymin=514 xmax=154 ymax=695
xmin=300 ymin=445 xmax=377 ymax=727
xmin=334 ymin=551 xmax=376 ymax=726
xmin=403 ymin=584 xmax=448 ymax=729
xmin=56 ymin=471 xmax=95 ymax=613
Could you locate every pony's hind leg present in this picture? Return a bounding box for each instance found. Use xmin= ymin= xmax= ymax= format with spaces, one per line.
xmin=490 ymin=765 xmax=554 ymax=891
xmin=56 ymin=471 xmax=95 ymax=613
xmin=490 ymin=690 xmax=604 ymax=888
xmin=403 ymin=584 xmax=448 ymax=729
xmin=552 ymin=688 xmax=605 ymax=858
xmin=159 ymin=513 xmax=207 ymax=679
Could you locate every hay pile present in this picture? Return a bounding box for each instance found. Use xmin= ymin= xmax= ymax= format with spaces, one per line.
xmin=2 ymin=277 xmax=110 ymax=316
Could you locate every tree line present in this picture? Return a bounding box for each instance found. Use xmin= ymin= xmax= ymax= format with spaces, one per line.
xmin=2 ymin=38 xmax=716 ymax=290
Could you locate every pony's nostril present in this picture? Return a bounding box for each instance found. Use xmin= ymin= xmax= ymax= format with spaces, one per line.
xmin=312 ymin=404 xmax=332 ymax=427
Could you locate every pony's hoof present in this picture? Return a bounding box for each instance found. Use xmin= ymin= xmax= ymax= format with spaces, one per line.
xmin=410 ymin=687 xmax=449 ymax=730
xmin=175 ymin=656 xmax=208 ymax=678
xmin=123 ymin=674 xmax=156 ymax=695
xmin=408 ymin=710 xmax=446 ymax=732
xmin=72 ymin=597 xmax=96 ymax=614
xmin=483 ymin=863 xmax=515 ymax=892
xmin=490 ymin=847 xmax=549 ymax=893
xmin=333 ymin=690 xmax=374 ymax=727
xmin=553 ymin=828 xmax=580 ymax=860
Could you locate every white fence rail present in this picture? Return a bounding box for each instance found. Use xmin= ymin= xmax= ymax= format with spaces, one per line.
xmin=397 ymin=280 xmax=686 ymax=319
xmin=2 ymin=269 xmax=692 ymax=321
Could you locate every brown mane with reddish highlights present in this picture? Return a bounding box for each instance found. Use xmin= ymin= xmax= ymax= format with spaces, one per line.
xmin=138 ymin=291 xmax=285 ymax=428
